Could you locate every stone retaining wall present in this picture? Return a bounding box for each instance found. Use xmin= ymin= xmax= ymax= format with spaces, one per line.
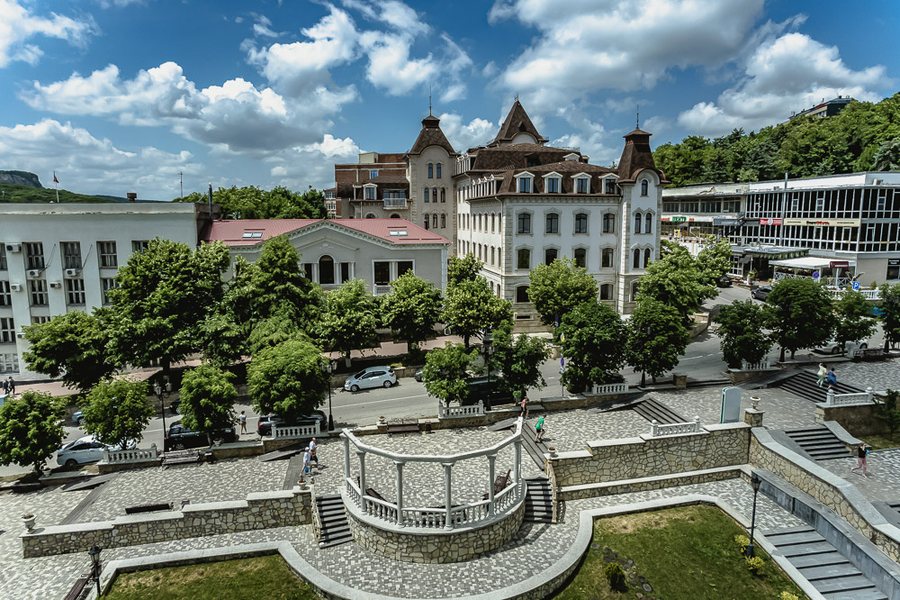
xmin=815 ymin=402 xmax=884 ymax=436
xmin=558 ymin=467 xmax=741 ymax=501
xmin=345 ymin=498 xmax=525 ymax=564
xmin=749 ymin=428 xmax=900 ymax=563
xmin=548 ymin=423 xmax=750 ymax=488
xmin=21 ymin=487 xmax=313 ymax=558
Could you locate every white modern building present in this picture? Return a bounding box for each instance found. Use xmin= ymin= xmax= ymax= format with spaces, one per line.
xmin=205 ymin=218 xmax=450 ymax=296
xmin=0 ymin=202 xmax=212 ymax=378
xmin=454 ymin=100 xmax=665 ymax=325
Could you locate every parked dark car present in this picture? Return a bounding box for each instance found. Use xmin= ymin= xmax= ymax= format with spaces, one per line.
xmin=716 ymin=275 xmax=733 ymax=288
xmin=751 ymin=285 xmax=773 ymax=301
xmin=257 ymin=412 xmax=327 ymax=437
xmin=464 ymin=377 xmax=512 ymax=410
xmin=414 ymin=368 xmax=424 ymax=382
xmin=165 ymin=422 xmax=236 ymax=451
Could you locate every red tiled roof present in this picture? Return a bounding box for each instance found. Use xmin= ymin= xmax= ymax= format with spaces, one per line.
xmin=205 ymin=218 xmax=449 ymax=247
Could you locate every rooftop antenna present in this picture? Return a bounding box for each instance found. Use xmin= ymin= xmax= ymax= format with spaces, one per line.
xmin=636 ymin=105 xmax=640 ymax=130
xmin=428 ymin=84 xmax=432 ymax=116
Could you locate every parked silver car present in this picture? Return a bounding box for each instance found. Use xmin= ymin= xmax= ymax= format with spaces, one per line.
xmin=344 ymin=366 xmax=397 ymax=392
xmin=56 ymin=435 xmax=114 ymax=468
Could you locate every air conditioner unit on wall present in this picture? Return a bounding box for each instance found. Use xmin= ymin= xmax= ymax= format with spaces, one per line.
xmin=64 ymin=268 xmax=80 ymax=277
xmin=27 ymin=269 xmax=41 ymax=278
xmin=5 ymin=243 xmax=21 ymax=253
xmin=9 ymin=283 xmax=22 ymax=292
xmin=49 ymin=281 xmax=62 ymax=288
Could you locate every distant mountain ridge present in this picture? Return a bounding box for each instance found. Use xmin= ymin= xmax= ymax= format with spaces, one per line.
xmin=0 ymin=170 xmax=123 ymax=203
xmin=0 ymin=170 xmax=42 ymax=188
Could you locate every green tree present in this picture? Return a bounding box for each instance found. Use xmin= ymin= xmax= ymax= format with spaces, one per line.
xmin=178 ymin=365 xmax=238 ymax=446
xmin=248 ymin=310 xmax=304 ymax=356
xmin=250 ymin=235 xmax=323 ymax=326
xmin=879 ymin=283 xmax=900 ymax=351
xmin=442 ymin=277 xmax=512 ymax=348
xmin=557 ymin=300 xmax=627 ymax=393
xmin=422 ymin=343 xmax=476 ymax=406
xmin=22 ymin=309 xmax=117 ymax=394
xmin=872 ymin=138 xmax=900 ymax=171
xmin=638 ymin=242 xmax=713 ymax=323
xmin=447 ymin=254 xmax=483 ymax=287
xmin=715 ymin=301 xmax=773 ymax=368
xmin=492 ymin=320 xmax=550 ymax=399
xmin=317 ymin=279 xmax=379 ymax=365
xmin=528 ymin=258 xmax=598 ymax=326
xmin=874 ymin=389 xmax=900 ymax=440
xmin=248 ymin=338 xmax=328 ymax=420
xmin=82 ymin=380 xmax=154 ymax=451
xmin=108 ymin=239 xmax=230 ymax=375
xmin=765 ymin=279 xmax=834 ymax=361
xmin=696 ymin=238 xmax=733 ymax=288
xmin=0 ymin=391 xmax=64 ymax=475
xmin=833 ymin=290 xmax=877 ymax=353
xmin=381 ymin=271 xmax=443 ymax=352
xmin=197 ymin=311 xmax=247 ymax=368
xmin=176 ymin=185 xmax=326 ymax=219
xmin=625 ymin=299 xmax=690 ymax=386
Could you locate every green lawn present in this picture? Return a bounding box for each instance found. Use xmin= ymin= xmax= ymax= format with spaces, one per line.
xmin=104 ymin=555 xmax=317 ymax=600
xmin=555 ymin=505 xmax=806 ymax=600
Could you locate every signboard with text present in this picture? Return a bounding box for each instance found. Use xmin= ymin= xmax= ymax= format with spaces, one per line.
xmin=782 ymin=218 xmax=861 ymax=227
xmin=759 ymin=218 xmax=782 ymax=226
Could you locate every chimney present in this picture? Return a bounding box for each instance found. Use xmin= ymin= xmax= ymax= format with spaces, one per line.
xmin=126 ymin=192 xmax=137 ymax=202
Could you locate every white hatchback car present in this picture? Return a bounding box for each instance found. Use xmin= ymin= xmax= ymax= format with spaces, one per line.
xmin=344 ymin=366 xmax=397 ymax=392
xmin=56 ymin=435 xmax=113 ymax=468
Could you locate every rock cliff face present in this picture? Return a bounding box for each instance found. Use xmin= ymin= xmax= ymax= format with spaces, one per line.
xmin=0 ymin=171 xmax=42 ymax=188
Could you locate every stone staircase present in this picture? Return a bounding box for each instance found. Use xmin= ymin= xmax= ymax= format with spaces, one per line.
xmin=764 ymin=526 xmax=887 ymax=599
xmin=772 ymin=370 xmax=865 ymax=403
xmin=520 ymin=422 xmax=549 ymax=469
xmin=630 ymin=397 xmax=687 ymax=425
xmin=523 ymin=477 xmax=552 ymax=523
xmin=315 ymin=494 xmax=352 ymax=548
xmin=783 ymin=426 xmax=850 ymax=461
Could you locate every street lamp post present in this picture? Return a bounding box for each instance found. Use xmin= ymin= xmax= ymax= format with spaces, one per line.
xmin=746 ymin=472 xmax=762 ymax=557
xmin=154 ymin=379 xmax=172 ymax=440
xmin=88 ymin=545 xmax=102 ymax=597
xmin=483 ymin=329 xmax=493 ymax=386
xmin=325 ymin=360 xmax=337 ymax=431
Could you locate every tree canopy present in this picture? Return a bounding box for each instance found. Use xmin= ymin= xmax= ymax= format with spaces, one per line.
xmin=175 ymin=185 xmax=326 ymax=219
xmin=178 ymin=365 xmax=238 ymax=445
xmin=442 ymin=277 xmax=512 ymax=348
xmin=558 ymin=300 xmax=627 ymax=393
xmin=833 ymin=291 xmax=877 ymax=353
xmin=491 ymin=320 xmax=549 ymax=399
xmin=765 ymin=278 xmax=834 ymax=361
xmin=638 ymin=242 xmax=713 ymax=324
xmin=625 ymin=298 xmax=690 ymax=386
xmin=879 ymin=283 xmax=900 ymax=351
xmin=247 ymin=338 xmax=328 ymax=420
xmin=250 ymin=235 xmax=323 ymax=326
xmin=422 ymin=343 xmax=476 ymax=406
xmin=695 ymin=238 xmax=733 ymax=289
xmin=447 ymin=254 xmax=484 ymax=287
xmin=82 ymin=379 xmax=154 ymax=450
xmin=317 ymin=279 xmax=379 ymax=363
xmin=380 ymin=271 xmax=442 ymax=351
xmin=715 ymin=300 xmax=773 ymax=368
xmin=0 ymin=391 xmax=64 ymax=474
xmin=528 ymin=258 xmax=598 ymax=326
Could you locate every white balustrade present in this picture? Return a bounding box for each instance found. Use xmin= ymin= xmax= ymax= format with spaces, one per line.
xmin=741 ymin=360 xmax=772 ymax=371
xmin=340 ymin=419 xmax=525 ymax=531
xmin=438 ymin=401 xmax=484 ymax=419
xmin=272 ymin=422 xmax=320 ymax=440
xmin=591 ymin=382 xmax=629 ymax=396
xmin=649 ymin=417 xmax=703 ymax=437
xmin=825 ymin=387 xmax=874 ymax=406
xmin=102 ymin=444 xmax=158 ymax=464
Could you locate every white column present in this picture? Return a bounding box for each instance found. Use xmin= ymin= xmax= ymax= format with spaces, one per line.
xmin=342 ymin=434 xmax=351 ymax=481
xmin=513 ymin=439 xmax=522 ymax=485
xmin=487 ymin=453 xmax=497 ymax=516
xmin=357 ymin=450 xmax=367 ymax=511
xmin=443 ymin=462 xmax=453 ymax=530
xmin=395 ymin=460 xmax=405 ymax=526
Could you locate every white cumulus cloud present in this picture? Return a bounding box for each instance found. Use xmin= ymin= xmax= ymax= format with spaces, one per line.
xmin=438 ymin=113 xmax=496 ymax=151
xmin=0 ymin=0 xmax=96 ymax=68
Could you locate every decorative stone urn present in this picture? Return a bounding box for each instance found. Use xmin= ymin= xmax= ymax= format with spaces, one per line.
xmin=751 ymin=396 xmax=761 ymax=411
xmin=22 ymin=513 xmax=35 ymax=533
xmin=548 ymin=445 xmax=558 ymax=458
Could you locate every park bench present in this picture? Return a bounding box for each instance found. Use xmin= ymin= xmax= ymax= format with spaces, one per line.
xmin=63 ymin=576 xmax=89 ymax=600
xmin=161 ymin=449 xmax=202 ymax=466
xmin=386 ymin=420 xmax=420 ymax=435
xmin=125 ymin=502 xmax=172 ymax=515
xmin=482 ymin=469 xmax=512 ymax=500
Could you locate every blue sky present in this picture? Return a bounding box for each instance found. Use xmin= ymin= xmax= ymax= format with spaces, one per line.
xmin=0 ymin=0 xmax=897 ymax=199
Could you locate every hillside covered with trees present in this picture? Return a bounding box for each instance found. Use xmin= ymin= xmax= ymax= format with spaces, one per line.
xmin=653 ymin=93 xmax=900 ymax=186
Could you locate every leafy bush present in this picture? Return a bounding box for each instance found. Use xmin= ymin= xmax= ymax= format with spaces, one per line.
xmin=745 ymin=555 xmax=765 ymax=576
xmin=603 ymin=561 xmax=628 ymax=592
xmin=734 ymin=534 xmax=750 ymax=554
xmin=780 ymin=592 xmax=800 ymax=600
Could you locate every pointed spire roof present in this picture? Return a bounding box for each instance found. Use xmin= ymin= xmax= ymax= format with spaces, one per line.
xmin=488 ymin=99 xmax=547 ymax=147
xmin=617 ymin=128 xmax=667 ymax=183
xmin=408 ymin=113 xmax=457 ymax=156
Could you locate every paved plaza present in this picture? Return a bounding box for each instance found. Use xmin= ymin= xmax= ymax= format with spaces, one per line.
xmin=837 ymin=357 xmax=900 ymax=392
xmin=1 ymin=359 xmax=899 ymax=599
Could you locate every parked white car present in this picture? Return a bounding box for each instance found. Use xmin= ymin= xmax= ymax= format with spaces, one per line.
xmin=815 ymin=339 xmax=868 ymax=355
xmin=344 ymin=366 xmax=397 ymax=392
xmin=56 ymin=435 xmax=114 ymax=468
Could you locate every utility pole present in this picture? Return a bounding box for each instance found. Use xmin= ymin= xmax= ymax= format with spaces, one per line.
xmin=179 ymin=171 xmax=183 ymax=200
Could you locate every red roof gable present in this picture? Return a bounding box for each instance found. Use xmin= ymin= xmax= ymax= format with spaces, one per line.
xmin=205 ymin=218 xmax=449 ymax=247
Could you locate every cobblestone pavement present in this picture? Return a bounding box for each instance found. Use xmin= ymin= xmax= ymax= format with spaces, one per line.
xmin=523 ymin=409 xmax=650 ymax=452
xmin=821 ymin=448 xmax=900 ymax=503
xmin=652 ymin=387 xmax=817 ymax=431
xmin=838 ymin=358 xmax=900 ymax=393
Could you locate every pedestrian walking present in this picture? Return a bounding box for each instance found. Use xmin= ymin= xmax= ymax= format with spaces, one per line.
xmin=309 ymin=437 xmax=319 ymax=467
xmin=534 ymin=415 xmax=545 ymax=443
xmin=816 ymin=363 xmax=827 ymax=387
xmin=851 ymin=443 xmax=869 ymax=476
xmin=301 ymin=447 xmax=312 ymax=479
xmin=7 ymin=377 xmax=14 ymax=396
xmin=519 ymin=396 xmax=529 ymax=419
xmin=826 ymin=368 xmax=837 ymax=387
xmin=239 ymin=411 xmax=247 ymax=435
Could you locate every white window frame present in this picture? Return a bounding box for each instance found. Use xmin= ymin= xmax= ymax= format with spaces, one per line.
xmin=542 ymin=172 xmax=562 ymax=194
xmin=515 ymin=172 xmax=534 ymax=193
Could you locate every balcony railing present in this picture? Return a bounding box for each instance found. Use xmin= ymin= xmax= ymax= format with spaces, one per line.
xmin=383 ymin=198 xmax=408 ymax=209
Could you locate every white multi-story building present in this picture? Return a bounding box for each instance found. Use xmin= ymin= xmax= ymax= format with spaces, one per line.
xmin=454 ymin=101 xmax=665 ymax=326
xmin=0 ymin=202 xmax=211 ymax=379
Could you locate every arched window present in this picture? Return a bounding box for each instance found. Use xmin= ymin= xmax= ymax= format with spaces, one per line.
xmin=516 ymin=285 xmax=529 ymax=303
xmin=603 ymin=213 xmax=615 ymax=233
xmin=365 ymin=213 xmax=376 ymax=219
xmin=600 ymin=283 xmax=613 ymax=300
xmin=641 ymin=179 xmax=649 ymax=196
xmin=490 ymin=246 xmax=495 ymax=265
xmin=631 ymin=281 xmax=640 ymax=301
xmin=432 ymin=214 xmax=438 ymax=228
xmin=544 ymin=248 xmax=558 ymax=265
xmin=546 ymin=212 xmax=559 ymax=234
xmin=423 ymin=214 xmax=430 ymax=230
xmin=575 ymin=212 xmax=588 ymax=234
xmin=632 ymin=248 xmax=641 ymax=269
xmin=517 ymin=248 xmax=531 ymax=269
xmin=390 ymin=213 xmax=400 ymax=218
xmin=423 ymin=187 xmax=429 ymax=203
xmin=427 ymin=163 xmax=434 ymax=178
xmin=432 ymin=188 xmax=438 ymax=203
xmin=601 ymin=248 xmax=614 ymax=268
xmin=644 ymin=248 xmax=652 ymax=267
xmin=634 ymin=212 xmax=642 ymax=234
xmin=436 ymin=163 xmax=442 ymax=178
xmin=440 ymin=188 xmax=445 ymax=203
xmin=491 ymin=213 xmax=496 ymax=233
xmin=645 ymin=212 xmax=653 ymax=234
xmin=574 ymin=248 xmax=587 ymax=268
xmin=440 ymin=213 xmax=447 ymax=228
xmin=318 ymin=255 xmax=335 ymax=285
xmin=517 ymin=212 xmax=532 ymax=234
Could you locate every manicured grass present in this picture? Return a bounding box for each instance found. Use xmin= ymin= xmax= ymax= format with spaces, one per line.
xmin=555 ymin=505 xmax=806 ymax=600
xmin=104 ymin=555 xmax=317 ymax=600
xmin=859 ymin=433 xmax=899 ymax=450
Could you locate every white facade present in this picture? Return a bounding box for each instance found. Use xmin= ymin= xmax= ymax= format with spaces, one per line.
xmin=0 ymin=202 xmax=205 ymax=379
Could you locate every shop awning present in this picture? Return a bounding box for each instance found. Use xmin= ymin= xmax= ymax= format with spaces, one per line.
xmin=769 ymin=256 xmax=855 ymax=270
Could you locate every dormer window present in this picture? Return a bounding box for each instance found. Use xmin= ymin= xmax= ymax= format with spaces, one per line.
xmin=575 ymin=176 xmax=590 ymax=194
xmin=543 ymin=173 xmax=561 ymax=193
xmin=604 ymin=178 xmax=617 ymax=194
xmin=563 ymin=152 xmax=580 ymax=162
xmin=363 ymin=184 xmax=377 ymax=200
xmin=641 ymin=179 xmax=649 ymax=196
xmin=515 ymin=172 xmax=534 ymax=193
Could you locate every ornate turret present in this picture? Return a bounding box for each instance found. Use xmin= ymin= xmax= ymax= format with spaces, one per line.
xmin=488 ymin=99 xmax=548 ymax=147
xmin=408 ymin=113 xmax=457 ymax=156
xmin=617 ymin=128 xmax=666 ymax=183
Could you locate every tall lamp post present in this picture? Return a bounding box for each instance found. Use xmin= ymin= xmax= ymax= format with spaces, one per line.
xmin=153 ymin=379 xmax=172 ymax=438
xmin=324 ymin=360 xmax=337 ymax=431
xmin=746 ymin=472 xmax=762 ymax=557
xmin=482 ymin=329 xmax=494 ymax=410
xmin=88 ymin=545 xmax=102 ymax=597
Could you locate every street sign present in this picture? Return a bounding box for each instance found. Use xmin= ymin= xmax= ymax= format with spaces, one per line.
xmin=812 ymin=270 xmax=820 ymax=281
xmin=852 ymin=280 xmax=861 ymax=291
